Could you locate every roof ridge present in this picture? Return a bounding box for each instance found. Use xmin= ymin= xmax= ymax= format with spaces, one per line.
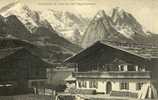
xmin=100 ymin=41 xmax=148 ymax=59
xmin=101 ymin=40 xmax=158 ymax=48
xmin=100 ymin=41 xmax=158 ymax=59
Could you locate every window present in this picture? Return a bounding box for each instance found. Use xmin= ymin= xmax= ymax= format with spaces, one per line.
xmin=120 ymin=65 xmax=124 ymax=71
xmin=89 ymin=81 xmax=98 ymax=88
xmin=119 ymin=65 xmax=128 ymax=71
xmin=136 ymin=83 xmax=143 ymax=90
xmin=128 ymin=65 xmax=135 ymax=71
xmin=120 ymin=82 xmax=129 ymax=90
xmin=124 ymin=65 xmax=128 ymax=71
xmin=119 ymin=65 xmax=125 ymax=71
xmin=78 ymin=80 xmax=87 ymax=88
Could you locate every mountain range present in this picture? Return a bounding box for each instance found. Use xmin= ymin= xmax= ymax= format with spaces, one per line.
xmin=0 ymin=1 xmax=89 ymax=44
xmin=0 ymin=1 xmax=158 ymax=61
xmin=0 ymin=11 xmax=81 ymax=64
xmin=81 ymin=7 xmax=158 ymax=48
xmin=0 ymin=1 xmax=53 ymax=32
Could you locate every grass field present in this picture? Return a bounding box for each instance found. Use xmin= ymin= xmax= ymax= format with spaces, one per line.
xmin=0 ymin=94 xmax=52 ymax=100
xmin=0 ymin=94 xmax=157 ymax=100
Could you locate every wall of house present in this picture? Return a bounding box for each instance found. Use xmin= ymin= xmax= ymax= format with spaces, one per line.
xmin=111 ymin=81 xmax=120 ymax=91
xmin=129 ymin=82 xmax=136 ymax=91
xmin=46 ymin=68 xmax=73 ymax=86
xmin=28 ymin=79 xmax=46 ymax=88
xmin=75 ymin=78 xmax=150 ymax=94
xmin=97 ymin=81 xmax=106 ymax=92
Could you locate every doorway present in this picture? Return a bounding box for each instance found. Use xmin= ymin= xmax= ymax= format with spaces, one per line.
xmin=106 ymin=81 xmax=112 ymax=94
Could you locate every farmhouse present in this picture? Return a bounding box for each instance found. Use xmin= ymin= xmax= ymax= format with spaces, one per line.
xmin=65 ymin=41 xmax=158 ymax=98
xmin=0 ymin=47 xmax=52 ymax=95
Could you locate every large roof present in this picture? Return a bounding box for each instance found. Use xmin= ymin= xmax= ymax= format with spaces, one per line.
xmin=65 ymin=41 xmax=158 ymax=64
xmin=101 ymin=40 xmax=158 ymax=59
xmin=0 ymin=47 xmax=23 ymax=59
xmin=0 ymin=47 xmax=53 ymax=68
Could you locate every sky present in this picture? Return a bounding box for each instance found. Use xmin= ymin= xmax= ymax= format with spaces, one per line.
xmin=0 ymin=0 xmax=158 ymax=33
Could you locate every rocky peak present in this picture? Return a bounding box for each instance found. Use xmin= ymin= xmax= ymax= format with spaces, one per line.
xmin=111 ymin=7 xmax=132 ymax=24
xmin=93 ymin=10 xmax=108 ymax=21
xmin=110 ymin=7 xmax=147 ymax=37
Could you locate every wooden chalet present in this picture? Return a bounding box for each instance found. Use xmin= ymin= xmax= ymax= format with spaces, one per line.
xmin=65 ymin=41 xmax=158 ymax=98
xmin=0 ymin=47 xmax=52 ymax=95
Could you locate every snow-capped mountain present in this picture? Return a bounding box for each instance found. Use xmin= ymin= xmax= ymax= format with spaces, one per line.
xmin=0 ymin=1 xmax=53 ymax=32
xmin=41 ymin=9 xmax=89 ymax=44
xmin=0 ymin=1 xmax=89 ymax=44
xmin=81 ymin=10 xmax=133 ymax=48
xmin=0 ymin=14 xmax=81 ymax=63
xmin=81 ymin=7 xmax=158 ymax=48
xmin=111 ymin=7 xmax=150 ymax=38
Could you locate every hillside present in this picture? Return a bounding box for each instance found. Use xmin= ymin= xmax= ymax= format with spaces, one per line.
xmin=0 ymin=15 xmax=81 ymax=63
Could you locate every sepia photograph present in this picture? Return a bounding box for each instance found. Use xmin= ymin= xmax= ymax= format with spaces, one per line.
xmin=0 ymin=0 xmax=157 ymax=100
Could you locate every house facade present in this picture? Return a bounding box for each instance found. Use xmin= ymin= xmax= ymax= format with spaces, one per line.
xmin=65 ymin=41 xmax=158 ymax=97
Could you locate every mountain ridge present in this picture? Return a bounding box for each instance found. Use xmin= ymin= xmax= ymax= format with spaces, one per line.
xmin=81 ymin=7 xmax=158 ymax=48
xmin=0 ymin=1 xmax=89 ymax=44
xmin=0 ymin=14 xmax=81 ymax=63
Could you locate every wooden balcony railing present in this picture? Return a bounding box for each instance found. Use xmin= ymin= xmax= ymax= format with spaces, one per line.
xmin=73 ymin=71 xmax=151 ymax=79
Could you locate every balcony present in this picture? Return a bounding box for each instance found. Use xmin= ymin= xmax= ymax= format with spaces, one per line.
xmin=73 ymin=71 xmax=151 ymax=79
